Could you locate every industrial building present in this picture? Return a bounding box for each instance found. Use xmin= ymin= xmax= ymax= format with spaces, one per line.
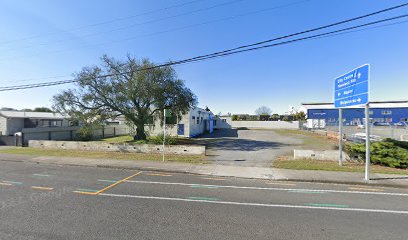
xmin=301 ymin=100 xmax=408 ymax=126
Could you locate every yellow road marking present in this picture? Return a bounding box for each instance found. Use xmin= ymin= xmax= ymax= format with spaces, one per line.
xmin=0 ymin=182 xmax=13 ymax=186
xmin=265 ymin=182 xmax=297 ymax=186
xmin=31 ymin=186 xmax=54 ymax=191
xmin=146 ymin=173 xmax=173 ymax=177
xmin=348 ymin=187 xmax=384 ymax=192
xmin=73 ymin=191 xmax=98 ymax=195
xmin=202 ymin=177 xmax=226 ymax=181
xmin=95 ymin=171 xmax=142 ymax=195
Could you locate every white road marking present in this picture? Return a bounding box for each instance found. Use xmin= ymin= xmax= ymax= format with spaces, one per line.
xmin=125 ymin=180 xmax=408 ymax=197
xmin=99 ymin=193 xmax=408 ymax=215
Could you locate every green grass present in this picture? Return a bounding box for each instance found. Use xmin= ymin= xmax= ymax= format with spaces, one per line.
xmin=273 ymin=158 xmax=408 ymax=175
xmin=99 ymin=135 xmax=196 ymax=145
xmin=272 ymin=129 xmax=338 ymax=151
xmin=0 ymin=147 xmax=206 ymax=164
xmin=99 ymin=135 xmax=150 ymax=144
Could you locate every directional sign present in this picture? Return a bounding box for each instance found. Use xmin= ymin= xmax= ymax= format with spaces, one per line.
xmin=334 ymin=64 xmax=369 ymax=108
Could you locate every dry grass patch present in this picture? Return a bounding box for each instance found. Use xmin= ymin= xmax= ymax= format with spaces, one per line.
xmin=0 ymin=147 xmax=206 ymax=164
xmin=273 ymin=157 xmax=408 ymax=175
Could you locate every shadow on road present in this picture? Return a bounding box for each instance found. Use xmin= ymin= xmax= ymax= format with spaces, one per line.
xmin=192 ymin=129 xmax=290 ymax=152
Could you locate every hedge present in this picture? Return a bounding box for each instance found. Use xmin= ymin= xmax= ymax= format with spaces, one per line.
xmin=345 ymin=139 xmax=408 ymax=169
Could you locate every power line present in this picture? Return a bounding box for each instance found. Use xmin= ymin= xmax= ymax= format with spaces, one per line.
xmin=0 ymin=0 xmax=245 ymax=53
xmin=1 ymin=16 xmax=406 ymax=92
xmin=0 ymin=0 xmax=206 ymax=45
xmin=0 ymin=4 xmax=407 ymax=91
xmin=0 ymin=0 xmax=311 ymax=63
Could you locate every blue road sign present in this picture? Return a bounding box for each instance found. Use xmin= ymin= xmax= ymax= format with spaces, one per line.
xmin=334 ymin=64 xmax=369 ymax=108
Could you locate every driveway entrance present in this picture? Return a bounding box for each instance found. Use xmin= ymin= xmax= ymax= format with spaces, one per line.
xmin=195 ymin=128 xmax=303 ymax=167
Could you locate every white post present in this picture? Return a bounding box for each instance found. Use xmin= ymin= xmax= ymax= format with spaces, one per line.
xmin=365 ymin=104 xmax=370 ymax=181
xmin=338 ymin=108 xmax=343 ymax=166
xmin=163 ymin=109 xmax=166 ymax=162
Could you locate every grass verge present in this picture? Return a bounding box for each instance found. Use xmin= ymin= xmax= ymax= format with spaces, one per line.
xmin=271 ymin=129 xmax=337 ymax=151
xmin=0 ymin=147 xmax=206 ymax=164
xmin=273 ymin=157 xmax=408 ymax=175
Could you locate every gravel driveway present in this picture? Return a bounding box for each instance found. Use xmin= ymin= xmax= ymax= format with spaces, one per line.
xmin=195 ymin=128 xmax=304 ymax=167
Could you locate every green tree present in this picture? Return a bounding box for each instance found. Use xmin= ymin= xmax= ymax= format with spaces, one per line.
xmin=52 ymin=55 xmax=197 ymax=140
xmin=254 ymin=106 xmax=272 ymax=116
xmin=271 ymin=113 xmax=280 ymax=121
xmin=33 ymin=107 xmax=53 ymax=112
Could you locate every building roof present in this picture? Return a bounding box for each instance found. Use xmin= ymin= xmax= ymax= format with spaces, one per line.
xmin=301 ymin=100 xmax=408 ymax=109
xmin=0 ymin=111 xmax=67 ymax=119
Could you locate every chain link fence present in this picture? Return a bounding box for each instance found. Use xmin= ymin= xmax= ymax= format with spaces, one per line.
xmin=301 ymin=119 xmax=408 ymax=142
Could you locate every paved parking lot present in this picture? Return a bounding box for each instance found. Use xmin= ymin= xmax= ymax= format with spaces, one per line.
xmin=1 ymin=161 xmax=408 ymax=240
xmin=195 ymin=129 xmax=307 ymax=167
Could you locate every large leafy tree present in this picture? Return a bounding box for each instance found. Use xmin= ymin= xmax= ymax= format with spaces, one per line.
xmin=52 ymin=55 xmax=197 ymax=140
xmin=254 ymin=106 xmax=272 ymax=116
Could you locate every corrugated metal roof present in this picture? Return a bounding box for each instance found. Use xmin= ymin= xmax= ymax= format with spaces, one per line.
xmin=302 ymin=100 xmax=408 ymax=109
xmin=0 ymin=111 xmax=67 ymax=119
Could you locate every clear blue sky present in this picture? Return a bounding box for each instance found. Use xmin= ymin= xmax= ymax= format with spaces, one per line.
xmin=0 ymin=0 xmax=407 ymax=114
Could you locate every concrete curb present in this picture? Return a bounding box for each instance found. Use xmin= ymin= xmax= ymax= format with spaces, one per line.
xmin=0 ymin=153 xmax=407 ymax=189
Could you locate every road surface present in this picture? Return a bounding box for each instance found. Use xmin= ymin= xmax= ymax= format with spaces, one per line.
xmin=1 ymin=160 xmax=408 ymax=239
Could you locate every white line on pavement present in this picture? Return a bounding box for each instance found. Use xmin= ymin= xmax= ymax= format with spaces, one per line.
xmin=125 ymin=180 xmax=408 ymax=197
xmin=99 ymin=193 xmax=408 ymax=215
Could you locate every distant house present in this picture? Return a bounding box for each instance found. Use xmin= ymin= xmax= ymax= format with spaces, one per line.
xmin=0 ymin=111 xmax=70 ymax=136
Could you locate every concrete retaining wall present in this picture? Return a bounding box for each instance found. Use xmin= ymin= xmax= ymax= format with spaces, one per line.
xmin=29 ymin=140 xmax=205 ymax=155
xmin=231 ymin=121 xmax=299 ymax=129
xmin=294 ymin=149 xmax=350 ymax=161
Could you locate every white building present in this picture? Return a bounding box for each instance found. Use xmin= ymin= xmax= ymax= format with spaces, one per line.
xmin=0 ymin=111 xmax=69 ymax=136
xmin=144 ymin=107 xmax=214 ymax=138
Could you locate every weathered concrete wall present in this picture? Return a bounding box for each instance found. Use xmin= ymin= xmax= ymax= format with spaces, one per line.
xmin=231 ymin=121 xmax=299 ymax=129
xmin=294 ymin=149 xmax=350 ymax=161
xmin=214 ymin=116 xmax=232 ymax=129
xmin=29 ymin=140 xmax=205 ymax=155
xmin=0 ymin=116 xmax=7 ymax=135
xmin=7 ymin=118 xmax=24 ymax=136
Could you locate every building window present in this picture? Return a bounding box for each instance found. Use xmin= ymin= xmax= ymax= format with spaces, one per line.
xmin=381 ymin=110 xmax=392 ymax=115
xmin=400 ymin=118 xmax=408 ymax=122
xmin=222 ymin=119 xmax=227 ymax=123
xmin=369 ymin=110 xmax=373 ymax=115
xmin=192 ymin=116 xmax=195 ymax=122
xmin=197 ymin=118 xmax=200 ymax=124
xmin=352 ymin=118 xmax=360 ymax=124
xmin=385 ymin=118 xmax=392 ymax=123
xmin=213 ymin=120 xmax=217 ymax=126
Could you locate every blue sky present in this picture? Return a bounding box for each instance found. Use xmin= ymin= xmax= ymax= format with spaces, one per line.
xmin=0 ymin=0 xmax=407 ymax=114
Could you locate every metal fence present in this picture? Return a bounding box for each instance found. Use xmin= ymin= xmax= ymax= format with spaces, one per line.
xmin=301 ymin=120 xmax=408 ymax=142
xmin=20 ymin=125 xmax=130 ymax=146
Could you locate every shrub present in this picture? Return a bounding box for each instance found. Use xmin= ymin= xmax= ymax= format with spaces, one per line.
xmin=148 ymin=134 xmax=177 ymax=145
xmin=346 ymin=140 xmax=408 ymax=169
xmin=75 ymin=126 xmax=94 ymax=141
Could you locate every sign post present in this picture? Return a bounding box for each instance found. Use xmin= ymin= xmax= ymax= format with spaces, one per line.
xmin=334 ymin=64 xmax=370 ymax=179
xmin=365 ymin=104 xmax=370 ymax=181
xmin=163 ymin=109 xmax=166 ymax=162
xmin=338 ymin=108 xmax=343 ymax=166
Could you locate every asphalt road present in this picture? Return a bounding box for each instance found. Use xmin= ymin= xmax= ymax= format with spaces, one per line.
xmin=1 ymin=161 xmax=408 ymax=240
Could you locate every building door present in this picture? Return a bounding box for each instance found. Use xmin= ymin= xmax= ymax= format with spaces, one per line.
xmin=177 ymin=124 xmax=185 ymax=136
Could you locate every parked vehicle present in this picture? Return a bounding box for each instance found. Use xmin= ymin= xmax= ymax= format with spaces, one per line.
xmin=373 ymin=121 xmax=390 ymax=126
xmin=394 ymin=121 xmax=408 ymax=127
xmin=347 ymin=133 xmax=383 ymax=143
